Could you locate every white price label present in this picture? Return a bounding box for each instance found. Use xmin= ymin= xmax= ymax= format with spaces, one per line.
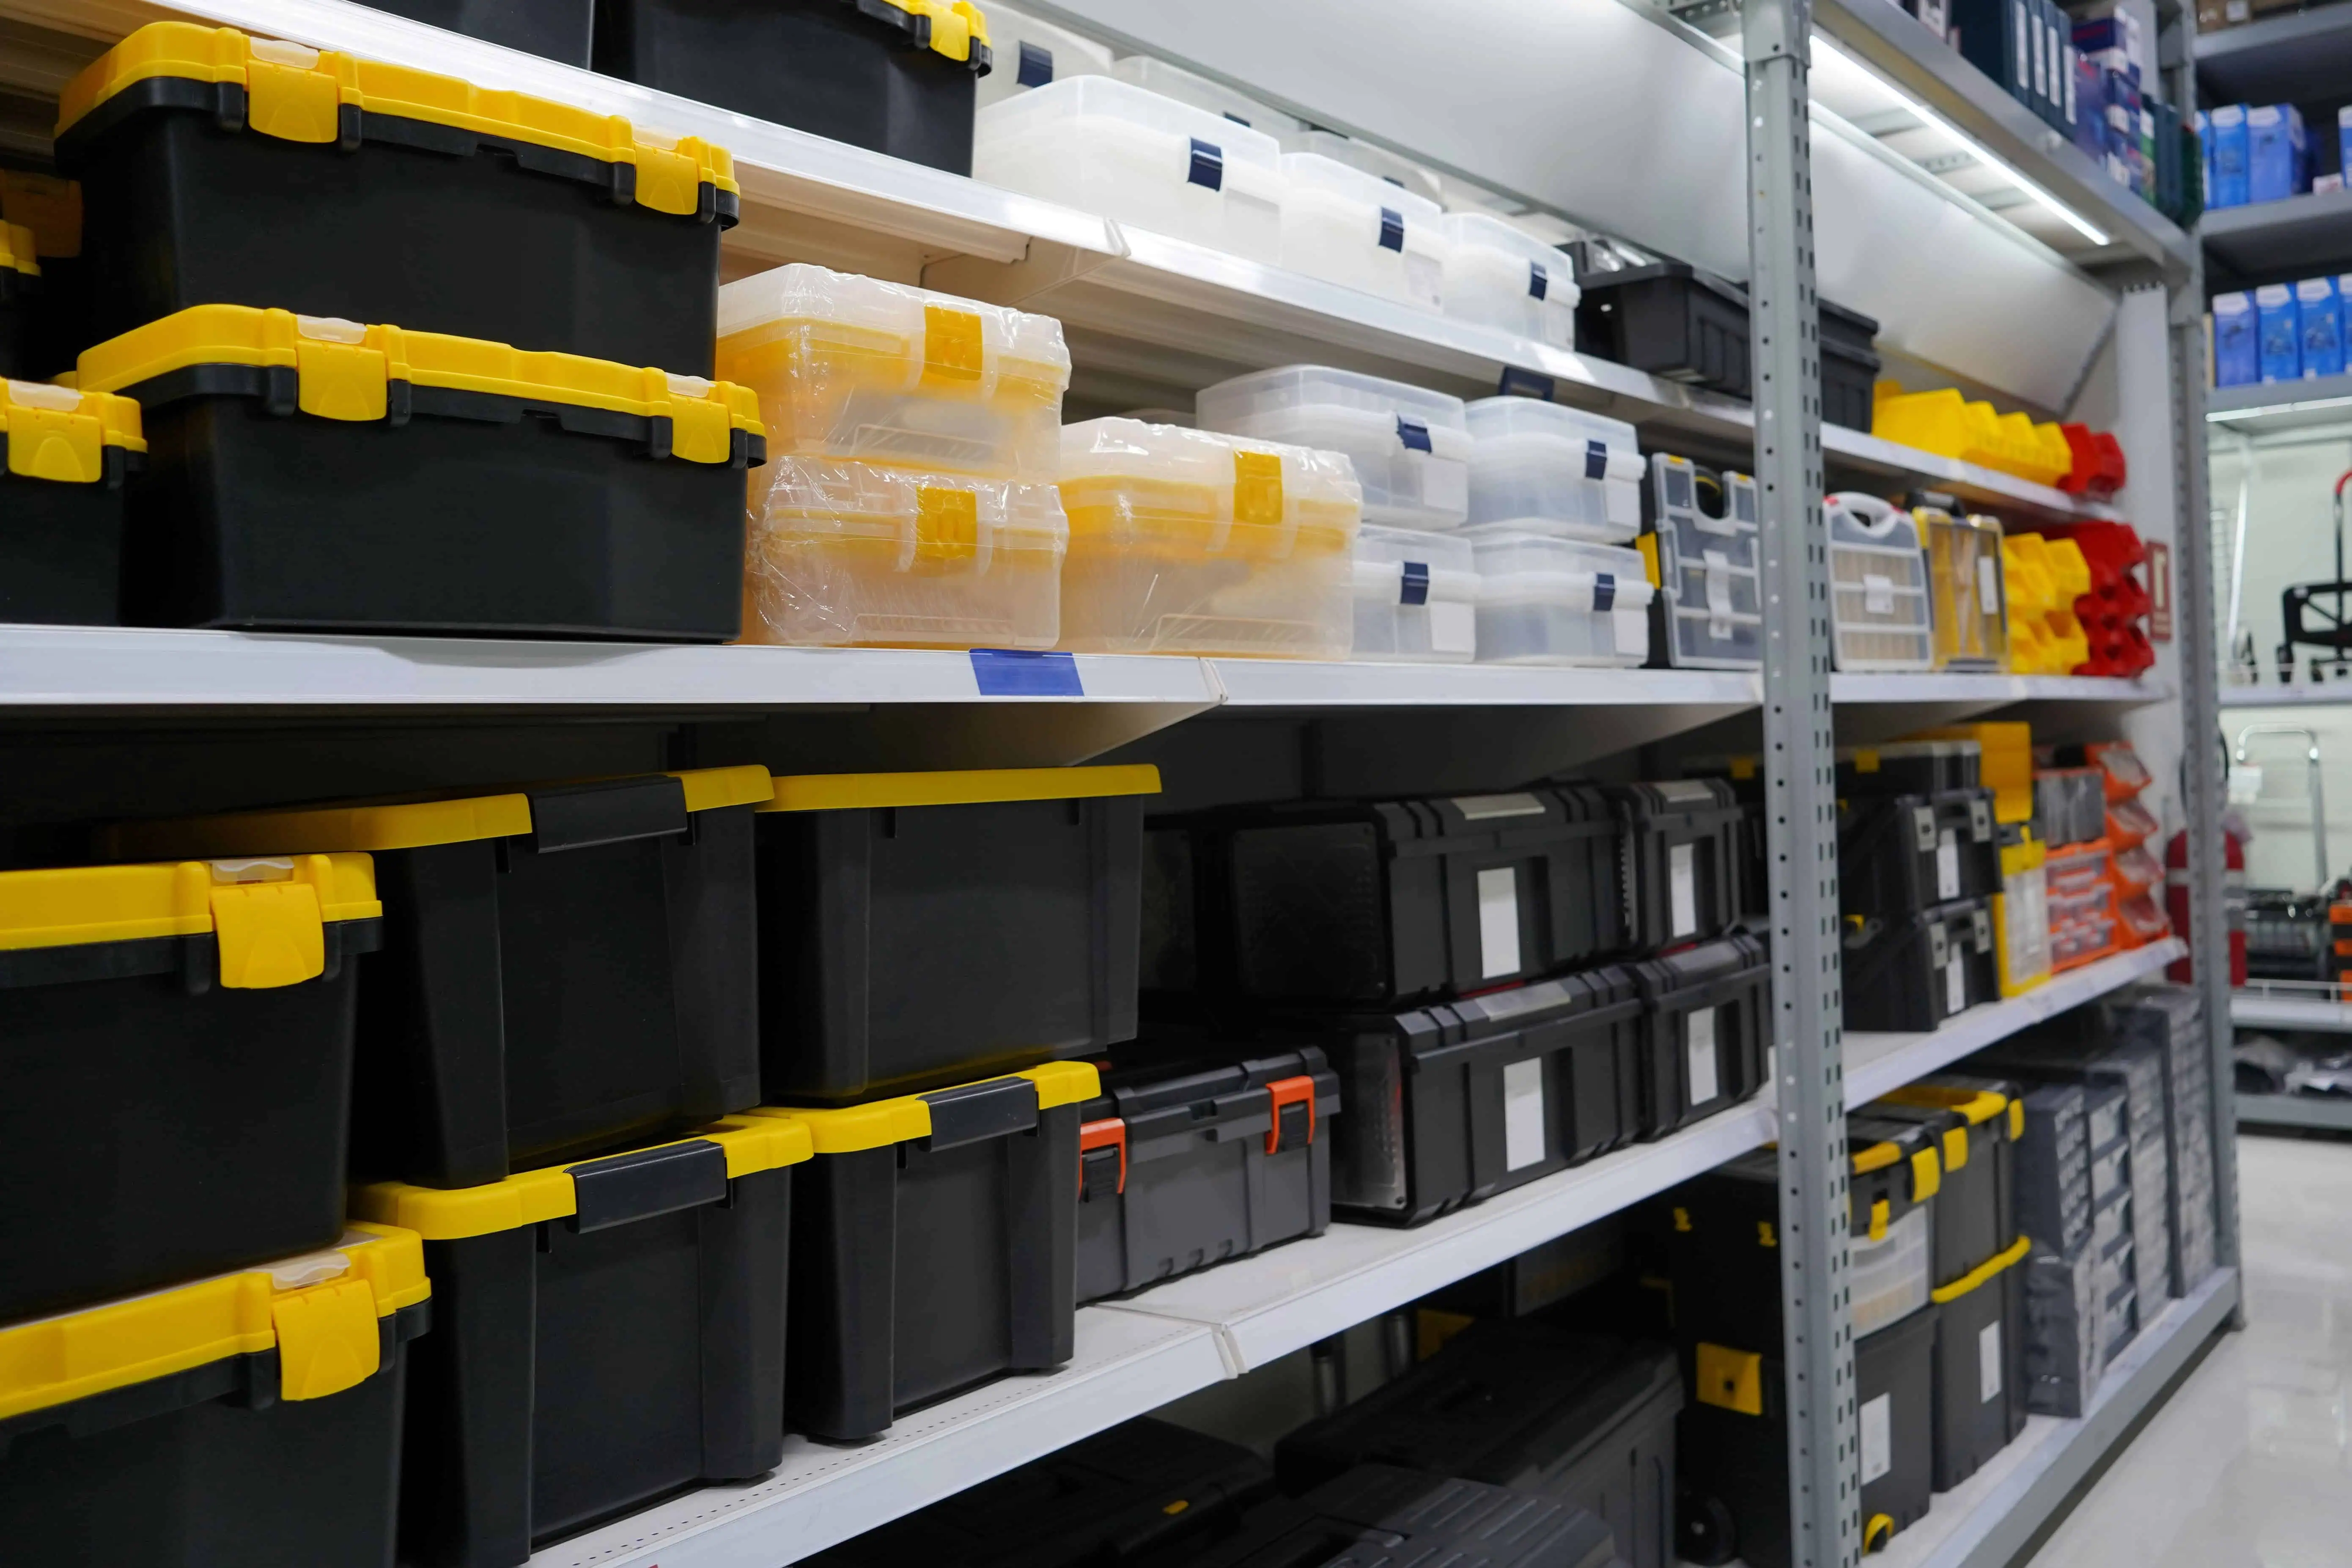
xmin=1979 ymin=1320 xmax=2004 ymax=1402
xmin=1861 ymin=1393 xmax=1893 ymax=1483
xmin=1612 ymin=607 xmax=1649 ymax=658
xmin=1977 ymin=554 xmax=2001 ymax=607
xmin=1503 ymin=1057 xmax=1546 ymax=1172
xmin=1947 ymin=954 xmax=1966 ymax=1016
xmin=1428 ymin=601 xmax=1477 ymax=654
xmin=1687 ymin=1006 xmax=1721 ymax=1107
xmin=1670 ymin=842 xmax=1698 ymax=936
xmin=1418 ymin=455 xmax=1469 ymax=514
xmin=1477 ymin=866 xmax=1522 ymax=978
xmin=1937 ymin=829 xmax=1961 ymax=900
xmin=1863 ymin=572 xmax=1895 ymax=615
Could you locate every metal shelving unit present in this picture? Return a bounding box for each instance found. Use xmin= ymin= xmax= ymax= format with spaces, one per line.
xmin=2193 ymin=5 xmax=2352 ymax=109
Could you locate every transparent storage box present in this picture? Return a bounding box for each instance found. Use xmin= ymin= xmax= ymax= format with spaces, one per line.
xmin=1923 ymin=507 xmax=2008 ymax=670
xmin=1851 ymin=1203 xmax=1932 ymax=1336
xmin=716 ymin=264 xmax=1068 ymax=480
xmin=1827 ymin=492 xmax=1935 ymax=673
xmin=1645 ymin=453 xmax=1762 ymax=669
xmin=1057 ymin=417 xmax=1359 ymax=656
xmin=1276 ymin=152 xmax=1446 ymax=311
xmin=1463 ymin=527 xmax=1652 ymax=665
xmin=1995 ymin=830 xmax=2052 ymax=997
xmin=743 ymin=457 xmax=1067 ymax=648
xmin=972 ymin=3 xmax=1114 ymax=113
xmin=1277 ymin=128 xmax=1443 ymax=201
xmin=1353 ymin=523 xmax=1477 ymax=663
xmin=1436 ymin=213 xmax=1577 ymax=349
xmin=1196 ymin=364 xmax=1469 ymax=530
xmin=1463 ymin=396 xmax=1643 ymax=542
xmin=1109 ymin=55 xmax=1304 ymax=133
xmin=976 ymin=76 xmax=1286 ymax=263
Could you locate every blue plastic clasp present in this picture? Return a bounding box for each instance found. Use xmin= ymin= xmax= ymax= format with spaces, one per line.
xmin=1400 ymin=561 xmax=1430 ymax=606
xmin=1378 ymin=207 xmax=1405 ymax=252
xmin=1016 ymin=40 xmax=1054 ymax=87
xmin=1529 ymin=262 xmax=1548 ymax=300
xmin=1395 ymin=415 xmax=1432 ymax=453
xmin=1187 ymin=137 xmax=1224 ymax=190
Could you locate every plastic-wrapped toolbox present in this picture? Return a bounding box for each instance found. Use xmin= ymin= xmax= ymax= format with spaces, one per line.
xmin=1273 ymin=1322 xmax=1682 ymax=1568
xmin=0 ymin=851 xmax=381 ymax=1322
xmin=0 ymin=379 xmax=143 ymax=626
xmin=1276 ymin=152 xmax=1448 ymax=310
xmin=1842 ymin=898 xmax=1998 ymax=1031
xmin=356 ymin=1118 xmax=804 ymax=1568
xmin=1197 ymin=365 xmax=1470 ymax=532
xmin=1627 ymin=934 xmax=1770 ymax=1138
xmin=77 ymin=306 xmax=765 ymax=639
xmin=756 ymin=1062 xmax=1095 ymax=1439
xmin=804 ymin=1418 xmax=1275 ymax=1568
xmin=2100 ymin=985 xmax=2219 ymax=1293
xmin=1838 ymin=738 xmax=1982 ymax=796
xmin=1462 ymin=396 xmax=1644 ymax=544
xmin=2023 ymin=1240 xmax=2104 ymax=1418
xmin=1352 ymin=522 xmax=1479 ymax=662
xmin=1439 ymin=212 xmax=1579 ymax=349
xmin=58 ymin=23 xmax=737 ymax=375
xmin=360 ymin=0 xmax=593 ymax=63
xmin=595 ymin=0 xmax=990 ymax=174
xmin=2012 ymin=1081 xmax=2092 ymax=1259
xmin=2033 ymin=766 xmax=2107 ymax=848
xmin=1638 ymin=454 xmax=1763 ymax=669
xmin=1921 ymin=505 xmax=2008 ymax=670
xmin=1075 ymin=1046 xmax=1339 ymax=1303
xmin=105 ymin=765 xmax=773 ymax=1190
xmin=1825 ymin=493 xmax=1936 ymax=672
xmin=1605 ymin=779 xmax=1748 ymax=953
xmin=1465 ymin=529 xmax=1655 ymax=667
xmin=752 ymin=766 xmax=1154 ymax=1104
xmin=972 ymin=5 xmax=1115 ymax=114
xmin=1143 ymin=785 xmax=1627 ymax=1007
xmin=1837 ymin=786 xmax=1999 ymax=920
xmin=1192 ymin=1464 xmax=1624 ymax=1568
xmin=0 ymin=1225 xmax=429 ymax=1568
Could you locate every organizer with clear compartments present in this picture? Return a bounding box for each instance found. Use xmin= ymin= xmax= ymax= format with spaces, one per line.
xmin=1196 ymin=365 xmax=1469 ymax=530
xmin=1276 ymin=152 xmax=1446 ymax=311
xmin=1463 ymin=396 xmax=1643 ymax=542
xmin=1352 ymin=524 xmax=1478 ymax=663
xmin=1642 ymin=453 xmax=1762 ymax=669
xmin=1922 ymin=506 xmax=2008 ymax=670
xmin=1461 ymin=527 xmax=1653 ymax=666
xmin=1437 ymin=213 xmax=1577 ymax=348
xmin=1826 ymin=492 xmax=1935 ymax=673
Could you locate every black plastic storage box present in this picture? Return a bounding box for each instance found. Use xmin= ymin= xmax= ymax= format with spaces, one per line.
xmin=0 ymin=379 xmax=143 ymax=626
xmin=1603 ymin=780 xmax=1747 ymax=952
xmin=105 ymin=764 xmax=773 ymax=1189
xmin=755 ymin=765 xmax=1156 ymax=1104
xmin=766 ymin=1062 xmax=1095 ymax=1440
xmin=55 ymin=21 xmax=737 ymax=373
xmin=806 ymin=1417 xmax=1277 ymax=1568
xmin=0 ymin=217 xmax=39 ymax=376
xmin=1837 ymin=739 xmax=1982 ymax=796
xmin=1575 ymin=261 xmax=1751 ymax=395
xmin=77 ymin=305 xmax=763 ymax=639
xmin=595 ymin=0 xmax=992 ymax=175
xmin=1274 ymin=1321 xmax=1683 ymax=1568
xmin=1313 ymin=965 xmax=1644 ymax=1227
xmin=0 ymin=851 xmax=381 ymax=1322
xmin=0 ymin=167 xmax=84 ymax=379
xmin=1818 ymin=300 xmax=1881 ymax=433
xmin=1839 ymin=788 xmax=1999 ymax=919
xmin=1076 ymin=1047 xmax=1339 ymax=1303
xmin=1922 ymin=1249 xmax=2027 ymax=1491
xmin=1197 ymin=1465 xmax=1622 ymax=1568
xmin=0 ymin=1224 xmax=430 ymax=1567
xmin=1842 ymin=897 xmax=1996 ymax=1032
xmin=1627 ymin=934 xmax=1770 ymax=1139
xmin=357 ymin=1118 xmax=804 ymax=1568
xmin=1870 ymin=1077 xmax=2021 ymax=1287
xmin=357 ymin=0 xmax=596 ymax=64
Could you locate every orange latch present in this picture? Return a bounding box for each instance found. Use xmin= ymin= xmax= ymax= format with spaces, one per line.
xmin=1079 ymin=1116 xmax=1126 ymax=1196
xmin=1266 ymin=1075 xmax=1317 ymax=1154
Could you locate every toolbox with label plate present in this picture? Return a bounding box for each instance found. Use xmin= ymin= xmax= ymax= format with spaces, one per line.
xmin=1604 ymin=779 xmax=1748 ymax=953
xmin=1839 ymin=788 xmax=2000 ymax=920
xmin=1627 ymin=934 xmax=1770 ymax=1138
xmin=1842 ymin=897 xmax=1997 ymax=1031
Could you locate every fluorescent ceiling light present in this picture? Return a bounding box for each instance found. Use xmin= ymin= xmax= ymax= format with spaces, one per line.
xmin=1811 ymin=34 xmax=2112 ymax=247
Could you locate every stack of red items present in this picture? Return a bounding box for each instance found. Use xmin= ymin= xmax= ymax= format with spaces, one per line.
xmin=2018 ymin=521 xmax=2155 ymax=678
xmin=2058 ymin=424 xmax=2127 ymax=499
xmin=2056 ymin=741 xmax=2170 ymax=963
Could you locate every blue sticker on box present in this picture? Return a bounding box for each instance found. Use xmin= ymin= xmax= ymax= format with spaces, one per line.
xmin=970 ymin=649 xmax=1085 ymax=696
xmin=1400 ymin=561 xmax=1430 ymax=606
xmin=1528 ymin=262 xmax=1548 ymax=301
xmin=1187 ymin=138 xmax=1223 ymax=190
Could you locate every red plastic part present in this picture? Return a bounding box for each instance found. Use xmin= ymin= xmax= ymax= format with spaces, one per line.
xmin=1079 ymin=1116 xmax=1127 ymax=1195
xmin=1265 ymin=1074 xmax=1317 ymax=1154
xmin=2058 ymin=424 xmax=2127 ymax=497
xmin=2166 ymin=827 xmax=2249 ymax=986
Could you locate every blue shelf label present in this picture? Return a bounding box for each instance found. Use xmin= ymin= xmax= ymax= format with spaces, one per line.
xmin=971 ymin=649 xmax=1085 ymax=696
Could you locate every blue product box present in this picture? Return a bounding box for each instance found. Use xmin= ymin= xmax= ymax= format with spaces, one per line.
xmin=2196 ymin=110 xmax=2212 ymax=200
xmin=2078 ymin=58 xmax=2109 ymax=157
xmin=2341 ymin=106 xmax=2352 ymax=186
xmin=2258 ymin=283 xmax=2301 ymax=382
xmin=2248 ymin=104 xmax=2307 ymax=203
xmin=2209 ymin=104 xmax=2248 ymax=208
xmin=2298 ymin=278 xmax=2344 ymax=378
xmin=2213 ymin=292 xmax=2257 ymax=388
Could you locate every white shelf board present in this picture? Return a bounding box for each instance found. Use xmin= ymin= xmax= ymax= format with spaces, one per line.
xmin=1830 ymin=673 xmax=2171 ymax=706
xmin=1207 ymin=660 xmax=1760 ymax=710
xmin=2236 ymin=1092 xmax=2352 ymax=1130
xmin=2231 ymin=991 xmax=2352 ymax=1033
xmin=1846 ymin=941 xmax=2187 ymax=1105
xmin=2219 ymin=681 xmax=2352 ymax=708
xmin=1822 ymin=425 xmax=2124 ymax=523
xmin=1869 ymin=1268 xmax=2240 ymax=1568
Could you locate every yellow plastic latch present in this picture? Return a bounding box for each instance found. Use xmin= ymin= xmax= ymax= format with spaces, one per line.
xmin=1416 ymin=1307 xmax=1475 ymax=1360
xmin=658 ymin=371 xmax=733 ymax=464
xmin=1694 ymin=1343 xmax=1765 ymax=1416
xmin=1731 ymin=756 xmax=1757 ymax=782
xmin=1756 ymin=1220 xmax=1777 ymax=1249
xmin=245 ymin=47 xmax=342 ymax=144
xmin=1865 ymin=1514 xmax=1895 ymax=1553
xmin=271 ymin=1275 xmax=380 ymax=1400
xmin=1234 ymin=450 xmax=1284 ymax=527
xmin=631 ymin=140 xmax=701 ymax=217
xmin=922 ymin=303 xmax=984 ymax=388
xmin=1636 ymin=530 xmax=1661 ymax=587
xmin=917 ymin=485 xmax=979 ymax=563
xmin=1162 ymin=1499 xmax=1191 ymax=1518
xmin=209 ymin=879 xmax=325 ymax=989
xmin=1869 ymin=1198 xmax=1889 ymax=1243
xmin=1672 ymin=1206 xmax=1692 ymax=1233
xmin=2010 ymin=1100 xmax=2025 ymax=1140
xmin=1910 ymin=1148 xmax=1940 ymax=1202
xmin=295 ymin=321 xmax=390 ymax=421
xmin=1853 ymin=748 xmax=1880 ymax=773
xmin=5 ymin=384 xmax=103 ymax=483
xmin=1942 ymin=1127 xmax=1969 ymax=1172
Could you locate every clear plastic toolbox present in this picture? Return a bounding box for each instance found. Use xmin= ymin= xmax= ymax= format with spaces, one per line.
xmin=1921 ymin=505 xmax=2008 ymax=670
xmin=1463 ymin=396 xmax=1643 ymax=541
xmin=1276 ymin=151 xmax=1446 ymax=310
xmin=1826 ymin=492 xmax=1935 ymax=673
xmin=1109 ymin=55 xmax=1304 ymax=134
xmin=1641 ymin=453 xmax=1762 ymax=669
xmin=1438 ymin=212 xmax=1577 ymax=348
xmin=743 ymin=459 xmax=1068 ymax=648
xmin=972 ymin=3 xmax=1114 ymax=113
xmin=1353 ymin=523 xmax=1477 ymax=662
xmin=975 ymin=76 xmax=1286 ymax=264
xmin=1462 ymin=527 xmax=1653 ymax=666
xmin=1197 ymin=364 xmax=1469 ymax=529
xmin=1057 ymin=417 xmax=1359 ymax=656
xmin=1277 ymin=128 xmax=1445 ymax=203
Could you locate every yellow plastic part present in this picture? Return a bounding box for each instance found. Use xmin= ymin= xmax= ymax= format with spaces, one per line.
xmin=1917 ymin=721 xmax=2035 ymax=824
xmin=1868 ymin=1197 xmax=1890 ymax=1242
xmin=0 ymin=852 xmax=377 ymax=963
xmin=760 ymin=764 xmax=1162 ymax=814
xmin=211 ymin=877 xmax=326 ymax=988
xmin=1851 ymin=1139 xmax=1901 ymax=1175
xmin=1929 ymin=1235 xmax=2033 ymax=1304
xmin=1993 ymin=413 xmax=2066 ymax=485
xmin=0 ymin=1222 xmax=425 ymax=1422
xmin=73 ymin=306 xmax=765 ymax=458
xmin=1909 ymin=1148 xmax=1941 ymax=1202
xmin=755 ymin=1060 xmax=1103 ymax=1154
xmin=2033 ymin=422 xmax=2075 ymax=487
xmin=1 ymin=379 xmax=145 ymax=485
xmin=901 ymin=0 xmax=991 ymax=61
xmin=0 ymin=221 xmax=36 ymax=277
xmin=1941 ymin=1128 xmax=1969 ymax=1171
xmin=1636 ymin=531 xmax=1662 ymax=588
xmin=1693 ymin=1343 xmax=1765 ymax=1416
xmin=59 ymin=23 xmax=738 ymax=215
xmin=0 ymin=168 xmax=81 ymax=259
xmin=1849 ymin=747 xmax=1880 ymax=774
xmin=353 ymin=1115 xmax=813 ymax=1241
xmin=1883 ymin=1082 xmax=2009 ymax=1127
xmin=2011 ymin=1100 xmax=2026 ymax=1140
xmin=1865 ymin=1514 xmax=1896 ymax=1553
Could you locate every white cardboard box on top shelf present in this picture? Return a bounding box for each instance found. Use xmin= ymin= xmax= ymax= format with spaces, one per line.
xmin=1353 ymin=523 xmax=1478 ymax=662
xmin=1196 ymin=364 xmax=1470 ymax=529
xmin=1277 ymin=152 xmax=1448 ymax=311
xmin=974 ymin=76 xmax=1286 ymax=263
xmin=1643 ymin=453 xmax=1763 ymax=669
xmin=1437 ymin=211 xmax=1579 ymax=349
xmin=1463 ymin=396 xmax=1643 ymax=543
xmin=1825 ymin=492 xmax=1936 ymax=673
xmin=973 ymin=3 xmax=1115 ymax=112
xmin=1461 ymin=527 xmax=1653 ymax=666
xmin=1276 ymin=127 xmax=1446 ymax=205
xmin=1109 ymin=55 xmax=1304 ymax=133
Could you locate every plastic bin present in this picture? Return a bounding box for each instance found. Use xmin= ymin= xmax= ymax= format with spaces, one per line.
xmin=1639 ymin=454 xmax=1762 ymax=670
xmin=361 ymin=0 xmax=593 ymax=63
xmin=2036 ymin=770 xmax=2108 ymax=850
xmin=1627 ymin=933 xmax=1770 ymax=1138
xmin=1276 ymin=152 xmax=1447 ymax=310
xmin=1108 ymin=55 xmax=1304 ymax=133
xmin=0 ymin=168 xmax=84 ymax=379
xmin=357 ymin=1119 xmax=803 ymax=1567
xmin=81 ymin=305 xmax=762 ymax=639
xmin=1820 ymin=300 xmax=1883 ymax=431
xmin=1993 ymin=826 xmax=2053 ymax=997
xmin=1922 ymin=507 xmax=2008 ymax=670
xmin=1197 ymin=365 xmax=1470 ymax=531
xmin=0 ymin=1225 xmax=430 ymax=1568
xmin=976 ymin=76 xmax=1286 ymax=262
xmin=1273 ymin=1324 xmax=1683 ymax=1568
xmin=594 ymin=0 xmax=989 ymax=174
xmin=1278 ymin=129 xmax=1445 ymax=204
xmin=1843 ymin=898 xmax=1997 ymax=1031
xmin=58 ymin=22 xmax=736 ymax=374
xmin=1872 ymin=1077 xmax=2021 ymax=1288
xmin=1606 ymin=779 xmax=1748 ymax=953
xmin=1826 ymin=493 xmax=1935 ymax=672
xmin=1924 ymin=1248 xmax=2028 ymax=1490
xmin=1076 ymin=1047 xmax=1339 ymax=1302
xmin=1838 ymin=739 xmax=1982 ymax=796
xmin=1574 ymin=261 xmax=1751 ymax=394
xmin=1839 ymin=787 xmax=2000 ymax=920
xmin=1464 ymin=396 xmax=1644 ymax=543
xmin=1465 ymin=528 xmax=1654 ymax=666
xmin=2013 ymin=1081 xmax=2091 ymax=1260
xmin=1315 ymin=965 xmax=1645 ymax=1225
xmin=2106 ymin=796 xmax=2159 ymax=848
xmin=1205 ymin=1465 xmax=1622 ymax=1568
xmin=106 ymin=765 xmax=774 ymax=1189
xmin=1057 ymin=417 xmax=1359 ymax=656
xmin=0 ymin=220 xmax=39 ymax=378
xmin=1353 ymin=522 xmax=1479 ymax=662
xmin=1439 ymin=213 xmax=1578 ymax=348
xmin=0 ymin=379 xmax=143 ymax=626
xmin=972 ymin=3 xmax=1114 ymax=113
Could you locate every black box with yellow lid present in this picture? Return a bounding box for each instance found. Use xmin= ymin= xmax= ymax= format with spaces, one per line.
xmin=1917 ymin=1235 xmax=2028 ymax=1490
xmin=0 ymin=850 xmax=379 ymax=1323
xmin=0 ymin=219 xmax=43 ymax=377
xmin=355 ymin=1116 xmax=804 ymax=1568
xmin=1867 ymin=1076 xmax=2021 ymax=1286
xmin=758 ymin=1060 xmax=1093 ymax=1440
xmin=1199 ymin=1464 xmax=1621 ymax=1568
xmin=594 ymin=0 xmax=993 ymax=176
xmin=72 ymin=305 xmax=763 ymax=639
xmin=1836 ymin=739 xmax=1981 ymax=796
xmin=356 ymin=0 xmax=595 ymax=66
xmin=0 ymin=1223 xmax=429 ymax=1567
xmin=0 ymin=167 xmax=85 ymax=378
xmin=1627 ymin=932 xmax=1770 ymax=1140
xmin=0 ymin=378 xmax=143 ymax=626
xmin=754 ymin=765 xmax=1155 ymax=1105
xmin=104 ymin=764 xmax=772 ymax=1190
xmin=1841 ymin=895 xmax=1998 ymax=1032
xmin=55 ymin=22 xmax=736 ymax=372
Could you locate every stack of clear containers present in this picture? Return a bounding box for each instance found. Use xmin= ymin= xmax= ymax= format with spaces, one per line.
xmin=1276 ymin=152 xmax=1447 ymax=310
xmin=972 ymin=3 xmax=1115 ymax=112
xmin=1109 ymin=55 xmax=1304 ymax=134
xmin=1276 ymin=129 xmax=1444 ymax=203
xmin=1643 ymin=453 xmax=1763 ymax=668
xmin=1463 ymin=398 xmax=1643 ymax=543
xmin=720 ymin=264 xmax=1072 ymax=649
xmin=1826 ymin=492 xmax=1936 ymax=672
xmin=1353 ymin=524 xmax=1477 ymax=662
xmin=1461 ymin=528 xmax=1653 ymax=665
xmin=1196 ymin=365 xmax=1469 ymax=530
xmin=1436 ymin=212 xmax=1578 ymax=349
xmin=1922 ymin=506 xmax=2008 ymax=670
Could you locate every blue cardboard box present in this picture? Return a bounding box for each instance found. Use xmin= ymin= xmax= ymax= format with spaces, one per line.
xmin=2258 ymin=283 xmax=2301 ymax=382
xmin=2209 ymin=104 xmax=2248 ymax=208
xmin=2248 ymin=104 xmax=2307 ymax=203
xmin=2341 ymin=107 xmax=2352 ymax=188
xmin=2213 ymin=292 xmax=2257 ymax=388
xmin=2078 ymin=58 xmax=2110 ymax=158
xmin=2299 ymin=278 xmax=2344 ymax=379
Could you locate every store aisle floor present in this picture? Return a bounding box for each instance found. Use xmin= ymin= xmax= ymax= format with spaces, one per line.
xmin=2027 ymin=1134 xmax=2352 ymax=1568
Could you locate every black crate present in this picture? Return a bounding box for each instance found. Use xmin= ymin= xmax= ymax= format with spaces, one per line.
xmin=1076 ymin=1047 xmax=1339 ymax=1303
xmin=0 ymin=438 xmax=138 ymax=627
xmin=1575 ymin=261 xmax=1752 ymax=396
xmin=0 ymin=167 xmax=83 ymax=379
xmin=1820 ymin=300 xmax=1882 ymax=432
xmin=0 ymin=225 xmax=37 ymax=378
xmin=596 ymin=0 xmax=990 ymax=175
xmin=56 ymin=21 xmax=734 ymax=374
xmin=755 ymin=766 xmax=1153 ymax=1104
xmin=1198 ymin=1465 xmax=1622 ymax=1568
xmin=1868 ymin=1076 xmax=2021 ymax=1287
xmin=1837 ymin=739 xmax=1983 ymax=796
xmin=1842 ymin=897 xmax=1997 ymax=1032
xmin=1839 ymin=788 xmax=1999 ymax=920
xmin=1603 ymin=780 xmax=1747 ymax=953
xmin=0 ymin=854 xmax=380 ymax=1322
xmin=1627 ymin=934 xmax=1771 ymax=1139
xmin=357 ymin=0 xmax=595 ymax=63
xmin=1925 ymin=1258 xmax=2028 ymax=1492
